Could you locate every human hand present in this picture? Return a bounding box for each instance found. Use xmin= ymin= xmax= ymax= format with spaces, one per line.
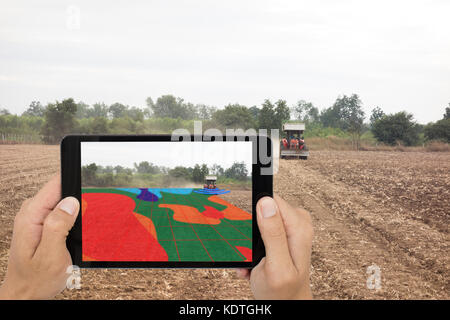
xmin=0 ymin=175 xmax=80 ymax=299
xmin=237 ymin=195 xmax=313 ymax=299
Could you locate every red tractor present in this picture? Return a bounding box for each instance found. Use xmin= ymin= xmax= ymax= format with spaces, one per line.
xmin=280 ymin=123 xmax=309 ymax=160
xmin=203 ymin=176 xmax=217 ymax=189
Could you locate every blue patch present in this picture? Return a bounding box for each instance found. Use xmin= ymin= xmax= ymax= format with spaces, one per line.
xmin=117 ymin=188 xmax=193 ymax=199
xmin=193 ymin=188 xmax=230 ymax=195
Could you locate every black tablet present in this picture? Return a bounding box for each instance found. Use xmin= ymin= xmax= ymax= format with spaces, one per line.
xmin=61 ymin=134 xmax=272 ymax=268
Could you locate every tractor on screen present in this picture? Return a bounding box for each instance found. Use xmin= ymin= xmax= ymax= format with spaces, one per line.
xmin=203 ymin=176 xmax=217 ymax=189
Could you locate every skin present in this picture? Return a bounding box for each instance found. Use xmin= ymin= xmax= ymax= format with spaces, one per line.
xmin=0 ymin=177 xmax=313 ymax=300
xmin=236 ymin=195 xmax=314 ymax=300
xmin=0 ymin=175 xmax=79 ymax=299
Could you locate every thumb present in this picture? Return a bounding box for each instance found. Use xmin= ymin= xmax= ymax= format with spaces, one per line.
xmin=37 ymin=197 xmax=80 ymax=254
xmin=256 ymin=197 xmax=292 ymax=267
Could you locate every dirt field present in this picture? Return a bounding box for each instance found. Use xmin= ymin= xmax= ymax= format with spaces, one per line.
xmin=0 ymin=145 xmax=448 ymax=299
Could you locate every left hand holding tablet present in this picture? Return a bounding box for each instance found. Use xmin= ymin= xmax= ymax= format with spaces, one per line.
xmin=0 ymin=175 xmax=79 ymax=299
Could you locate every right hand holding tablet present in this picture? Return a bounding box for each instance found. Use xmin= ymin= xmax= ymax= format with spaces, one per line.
xmin=236 ymin=195 xmax=314 ymax=300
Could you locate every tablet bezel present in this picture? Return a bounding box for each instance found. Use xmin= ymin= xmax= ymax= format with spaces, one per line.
xmin=62 ymin=134 xmax=272 ymax=268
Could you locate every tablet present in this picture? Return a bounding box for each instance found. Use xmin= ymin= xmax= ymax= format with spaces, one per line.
xmin=61 ymin=134 xmax=272 ymax=268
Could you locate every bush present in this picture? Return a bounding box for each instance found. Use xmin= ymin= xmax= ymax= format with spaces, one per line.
xmin=424 ymin=119 xmax=450 ymax=143
xmin=372 ymin=112 xmax=421 ymax=146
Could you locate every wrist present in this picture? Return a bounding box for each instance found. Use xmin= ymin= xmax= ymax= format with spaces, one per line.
xmin=0 ymin=279 xmax=33 ymax=300
xmin=0 ymin=282 xmax=12 ymax=300
xmin=294 ymin=281 xmax=313 ymax=300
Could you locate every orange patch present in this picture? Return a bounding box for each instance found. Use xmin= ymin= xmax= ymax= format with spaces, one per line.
xmin=208 ymin=196 xmax=252 ymax=220
xmin=82 ymin=254 xmax=96 ymax=261
xmin=159 ymin=204 xmax=221 ymax=225
xmin=81 ymin=198 xmax=87 ymax=217
xmin=133 ymin=212 xmax=158 ymax=240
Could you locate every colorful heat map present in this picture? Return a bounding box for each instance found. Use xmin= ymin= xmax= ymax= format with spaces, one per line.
xmin=81 ymin=188 xmax=252 ymax=262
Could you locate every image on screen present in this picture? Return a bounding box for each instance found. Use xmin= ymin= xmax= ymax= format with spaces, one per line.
xmin=80 ymin=141 xmax=253 ymax=262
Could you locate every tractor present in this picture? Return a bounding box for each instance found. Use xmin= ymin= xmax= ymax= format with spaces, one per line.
xmin=280 ymin=123 xmax=309 ymax=160
xmin=203 ymin=176 xmax=217 ymax=189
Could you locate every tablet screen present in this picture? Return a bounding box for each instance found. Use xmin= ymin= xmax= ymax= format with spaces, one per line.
xmin=80 ymin=141 xmax=253 ymax=263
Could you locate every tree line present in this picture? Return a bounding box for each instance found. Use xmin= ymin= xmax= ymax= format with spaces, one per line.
xmin=1 ymin=94 xmax=449 ymax=146
xmin=81 ymin=161 xmax=250 ymax=187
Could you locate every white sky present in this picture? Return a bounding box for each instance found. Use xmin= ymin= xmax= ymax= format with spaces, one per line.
xmin=81 ymin=141 xmax=253 ymax=173
xmin=1 ymin=0 xmax=449 ymax=124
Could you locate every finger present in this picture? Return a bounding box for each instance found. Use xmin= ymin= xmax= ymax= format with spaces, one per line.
xmin=34 ymin=197 xmax=79 ymax=258
xmin=26 ymin=174 xmax=61 ymax=224
xmin=256 ymin=197 xmax=293 ymax=270
xmin=273 ymin=195 xmax=313 ymax=270
xmin=11 ymin=175 xmax=62 ymax=259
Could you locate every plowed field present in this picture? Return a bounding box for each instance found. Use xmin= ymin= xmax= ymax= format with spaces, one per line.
xmin=0 ymin=145 xmax=448 ymax=299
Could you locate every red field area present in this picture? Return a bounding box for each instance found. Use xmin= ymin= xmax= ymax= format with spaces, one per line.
xmin=82 ymin=193 xmax=167 ymax=261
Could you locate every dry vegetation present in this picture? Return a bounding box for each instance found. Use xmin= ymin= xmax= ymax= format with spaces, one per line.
xmin=307 ymin=136 xmax=450 ymax=152
xmin=0 ymin=145 xmax=448 ymax=299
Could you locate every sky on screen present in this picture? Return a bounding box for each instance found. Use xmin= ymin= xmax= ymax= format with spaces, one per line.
xmin=81 ymin=141 xmax=253 ymax=173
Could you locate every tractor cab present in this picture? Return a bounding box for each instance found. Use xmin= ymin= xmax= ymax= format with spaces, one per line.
xmin=204 ymin=176 xmax=217 ymax=189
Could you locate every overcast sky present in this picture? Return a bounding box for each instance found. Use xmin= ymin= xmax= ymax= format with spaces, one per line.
xmin=1 ymin=0 xmax=449 ymax=124
xmin=81 ymin=141 xmax=253 ymax=173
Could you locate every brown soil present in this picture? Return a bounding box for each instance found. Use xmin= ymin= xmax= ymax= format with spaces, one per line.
xmin=0 ymin=145 xmax=448 ymax=299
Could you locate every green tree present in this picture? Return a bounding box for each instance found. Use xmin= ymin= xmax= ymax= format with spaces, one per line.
xmin=108 ymin=117 xmax=137 ymax=134
xmin=169 ymin=166 xmax=192 ymax=180
xmin=249 ymin=106 xmax=260 ymax=121
xmin=201 ymin=164 xmax=209 ymax=178
xmin=258 ymin=99 xmax=276 ymax=129
xmin=424 ymin=106 xmax=450 ymax=142
xmin=109 ymin=103 xmax=128 ymax=118
xmin=274 ymin=99 xmax=290 ymax=131
xmin=90 ymin=117 xmax=109 ymax=134
xmin=212 ymin=104 xmax=255 ymax=129
xmin=23 ymin=101 xmax=45 ymax=117
xmin=134 ymin=161 xmax=159 ymax=174
xmin=210 ymin=164 xmax=224 ymax=176
xmin=74 ymin=101 xmax=89 ymax=118
xmin=41 ymin=98 xmax=77 ymax=143
xmin=319 ymin=105 xmax=341 ymax=128
xmin=192 ymin=164 xmax=203 ymax=182
xmin=293 ymin=100 xmax=319 ymax=123
xmin=89 ymin=103 xmax=109 ymax=118
xmin=197 ymin=104 xmax=216 ymax=120
xmin=0 ymin=108 xmax=10 ymax=115
xmin=126 ymin=106 xmax=145 ymax=122
xmin=340 ymin=95 xmax=365 ymax=149
xmin=224 ymin=162 xmax=248 ymax=180
xmin=150 ymin=95 xmax=190 ymax=119
xmin=258 ymin=99 xmax=290 ymax=130
xmin=372 ymin=112 xmax=421 ymax=146
xmin=81 ymin=163 xmax=98 ymax=185
xmin=369 ymin=107 xmax=385 ymax=127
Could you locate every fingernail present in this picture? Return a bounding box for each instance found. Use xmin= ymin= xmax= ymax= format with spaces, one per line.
xmin=260 ymin=197 xmax=277 ymax=218
xmin=58 ymin=197 xmax=78 ymax=215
